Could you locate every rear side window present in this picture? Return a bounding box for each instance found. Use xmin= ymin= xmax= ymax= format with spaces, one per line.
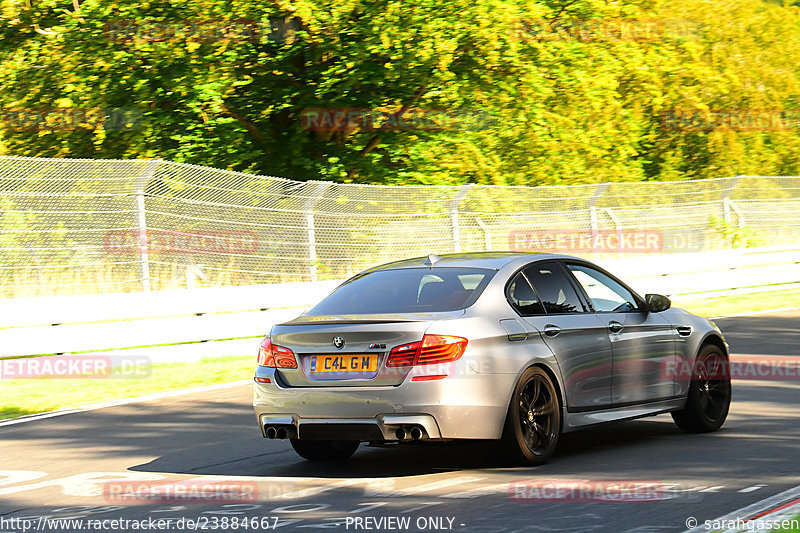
xmin=507 ymin=272 xmax=546 ymax=316
xmin=523 ymin=262 xmax=586 ymax=314
xmin=306 ymin=268 xmax=496 ymax=315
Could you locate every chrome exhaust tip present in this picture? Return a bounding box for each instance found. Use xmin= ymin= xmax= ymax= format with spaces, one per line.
xmin=276 ymin=427 xmax=288 ymax=440
xmin=265 ymin=426 xmax=278 ymax=439
xmin=395 ymin=427 xmax=407 ymax=441
xmin=409 ymin=426 xmax=423 ymax=440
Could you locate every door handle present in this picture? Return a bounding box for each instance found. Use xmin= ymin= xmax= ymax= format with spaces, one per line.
xmin=543 ymin=324 xmax=561 ymax=337
xmin=609 ymin=321 xmax=624 ymax=334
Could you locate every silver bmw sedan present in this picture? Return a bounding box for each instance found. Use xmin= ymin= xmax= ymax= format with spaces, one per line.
xmin=253 ymin=252 xmax=731 ymax=465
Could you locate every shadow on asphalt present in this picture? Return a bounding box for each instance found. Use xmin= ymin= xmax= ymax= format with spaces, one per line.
xmin=125 ymin=390 xmax=796 ymax=480
xmin=126 ymin=415 xmax=690 ymax=478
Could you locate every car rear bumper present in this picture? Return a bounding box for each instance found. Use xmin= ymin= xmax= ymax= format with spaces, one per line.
xmin=258 ymin=413 xmax=443 ymax=441
xmin=252 ymin=365 xmax=515 ymax=440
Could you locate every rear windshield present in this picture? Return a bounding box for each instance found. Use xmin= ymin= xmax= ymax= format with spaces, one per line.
xmin=306 ymin=267 xmax=496 ymax=315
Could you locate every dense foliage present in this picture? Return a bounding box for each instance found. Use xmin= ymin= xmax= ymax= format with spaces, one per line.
xmin=2 ymin=0 xmax=800 ymax=185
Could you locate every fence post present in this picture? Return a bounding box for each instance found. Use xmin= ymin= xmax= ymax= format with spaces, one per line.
xmin=475 ymin=217 xmax=492 ymax=251
xmin=587 ymin=183 xmax=609 ymax=253
xmin=306 ymin=212 xmax=318 ymax=281
xmin=725 ymin=198 xmax=745 ymax=229
xmin=589 ymin=207 xmax=599 ymax=233
xmin=304 ymin=182 xmax=333 ymax=281
xmin=722 ymin=175 xmax=743 ymax=226
xmin=603 ymin=207 xmax=622 ymax=258
xmin=450 ymin=184 xmax=474 ymax=253
xmin=134 ymin=159 xmax=161 ymax=291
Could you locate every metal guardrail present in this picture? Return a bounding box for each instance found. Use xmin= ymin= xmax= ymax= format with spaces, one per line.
xmin=601 ymin=244 xmax=800 ymax=299
xmin=1 ymin=246 xmax=797 ymax=361
xmin=0 ymin=281 xmax=339 ymax=360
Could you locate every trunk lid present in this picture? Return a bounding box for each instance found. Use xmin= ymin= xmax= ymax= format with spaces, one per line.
xmin=269 ymin=312 xmax=463 ymax=387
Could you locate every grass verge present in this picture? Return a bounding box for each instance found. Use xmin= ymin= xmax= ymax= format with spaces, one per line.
xmin=0 ymin=355 xmax=254 ymax=421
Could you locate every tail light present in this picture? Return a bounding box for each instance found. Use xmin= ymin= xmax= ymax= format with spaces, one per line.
xmin=257 ymin=337 xmax=297 ymax=369
xmin=387 ymin=335 xmax=468 ymax=367
xmin=387 ymin=341 xmax=420 ymax=367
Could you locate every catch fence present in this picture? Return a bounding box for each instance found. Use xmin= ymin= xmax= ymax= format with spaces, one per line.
xmin=1 ymin=156 xmax=799 ymax=298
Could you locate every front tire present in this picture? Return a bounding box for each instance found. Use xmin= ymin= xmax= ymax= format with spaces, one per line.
xmin=672 ymin=345 xmax=731 ymax=433
xmin=500 ymin=366 xmax=561 ymax=465
xmin=289 ymin=439 xmax=360 ymax=461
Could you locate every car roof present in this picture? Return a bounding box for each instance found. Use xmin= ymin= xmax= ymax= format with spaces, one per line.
xmin=363 ymin=252 xmax=580 ymax=272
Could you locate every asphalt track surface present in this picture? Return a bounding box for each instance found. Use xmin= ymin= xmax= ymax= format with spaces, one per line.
xmin=1 ymin=310 xmax=799 ymax=533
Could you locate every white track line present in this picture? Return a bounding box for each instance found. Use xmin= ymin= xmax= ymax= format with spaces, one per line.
xmin=739 ymin=484 xmax=767 ymax=493
xmin=0 ymin=380 xmax=252 ymax=427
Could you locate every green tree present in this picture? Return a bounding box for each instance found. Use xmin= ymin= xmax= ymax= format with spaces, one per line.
xmin=2 ymin=0 xmax=800 ymax=185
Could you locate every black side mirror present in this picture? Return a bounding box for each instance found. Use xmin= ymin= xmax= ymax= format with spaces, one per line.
xmin=645 ymin=294 xmax=671 ymax=313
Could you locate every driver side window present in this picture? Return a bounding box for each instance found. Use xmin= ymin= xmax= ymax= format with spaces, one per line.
xmin=567 ymin=264 xmax=639 ymax=313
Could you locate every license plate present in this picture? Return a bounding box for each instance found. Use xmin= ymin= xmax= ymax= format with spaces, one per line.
xmin=310 ymin=354 xmax=378 ymax=373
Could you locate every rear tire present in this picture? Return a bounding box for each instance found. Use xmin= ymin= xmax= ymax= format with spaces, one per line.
xmin=500 ymin=366 xmax=561 ymax=465
xmin=672 ymin=345 xmax=731 ymax=433
xmin=289 ymin=439 xmax=360 ymax=461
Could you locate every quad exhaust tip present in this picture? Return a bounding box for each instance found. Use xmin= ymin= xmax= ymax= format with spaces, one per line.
xmin=395 ymin=425 xmax=425 ymax=441
xmin=265 ymin=425 xmax=292 ymax=439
